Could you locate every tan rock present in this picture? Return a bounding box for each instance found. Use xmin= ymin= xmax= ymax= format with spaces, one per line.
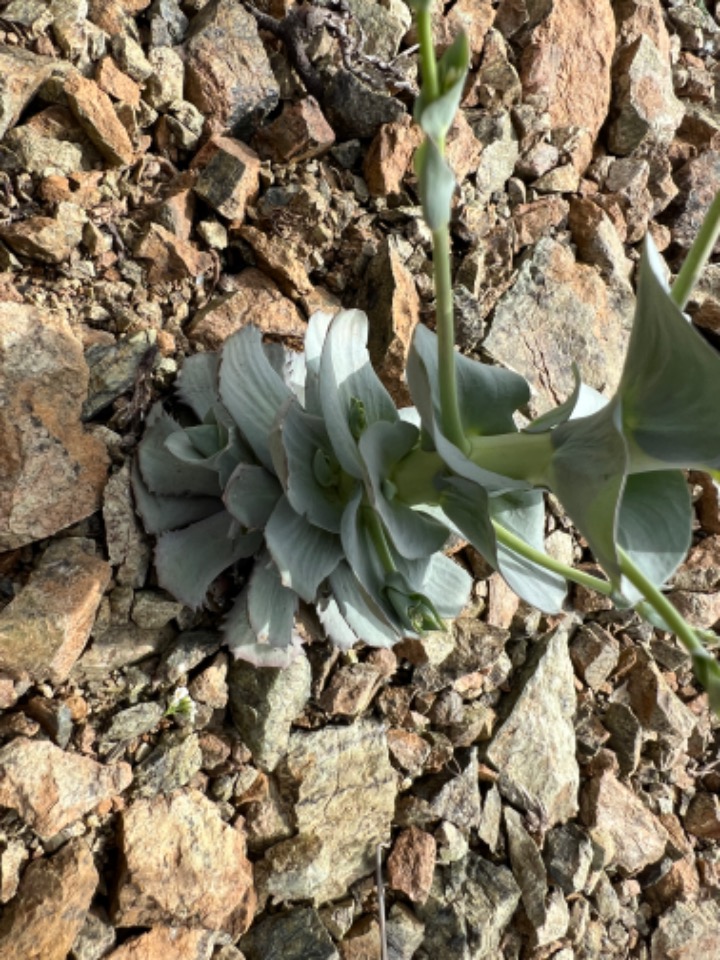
xmin=425 ymin=0 xmax=495 ymax=57
xmin=446 ymin=111 xmax=483 ymax=183
xmin=364 ymin=115 xmax=422 ymax=198
xmin=651 ymin=900 xmax=720 ymax=959
xmin=188 ymin=652 xmax=229 ymax=709
xmin=64 ymin=71 xmax=135 ymax=165
xmin=568 ymin=197 xmax=632 ymax=280
xmin=386 ymin=728 xmax=431 ymax=775
xmin=625 ymin=653 xmax=697 ymax=743
xmin=0 ymin=738 xmax=131 ymax=840
xmin=106 ymin=927 xmax=216 ymax=960
xmin=95 ymin=56 xmax=142 ymax=106
xmin=0 ymin=538 xmax=111 ymax=684
xmin=387 ymin=827 xmax=436 ymax=904
xmin=254 ymin=97 xmax=335 ymax=163
xmin=684 ymin=791 xmax=720 ymax=840
xmin=486 ymin=572 xmax=520 ymax=629
xmin=0 ymin=839 xmax=98 ymax=960
xmin=0 ymin=304 xmax=108 ymax=550
xmin=615 ymin=0 xmax=671 ymax=62
xmin=0 ymin=44 xmax=54 ymax=140
xmin=339 ymin=917 xmax=381 ymax=960
xmin=512 ymin=196 xmax=569 ymax=249
xmin=193 ymin=137 xmax=261 ymax=221
xmin=0 ymin=215 xmax=80 ymax=264
xmin=359 ymin=236 xmax=420 ymax=406
xmin=134 ymin=223 xmax=214 ymax=284
xmin=0 ymin=840 xmax=28 ymax=904
xmin=187 ymin=268 xmax=305 ymax=349
xmin=318 ymin=662 xmax=383 ymax=717
xmin=580 ymin=770 xmax=669 ymax=874
xmin=521 ymin=0 xmax=615 ymax=140
xmin=115 ymin=789 xmax=256 ymax=937
xmin=238 ymin=225 xmax=313 ymax=300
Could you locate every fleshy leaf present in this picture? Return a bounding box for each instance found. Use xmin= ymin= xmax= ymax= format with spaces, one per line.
xmin=359 ymin=419 xmax=449 ymax=559
xmin=223 ymin=463 xmax=282 ymax=530
xmin=315 ymin=592 xmax=361 ymax=650
xmin=219 ymin=326 xmax=293 ymax=471
xmin=303 ymin=311 xmax=333 ymax=416
xmin=621 ymin=236 xmax=720 ymax=470
xmin=329 ymin=562 xmax=402 ymax=648
xmin=246 ymin=552 xmax=298 ymax=646
xmin=319 ymin=309 xmax=398 ymax=478
xmin=224 ymin=590 xmax=304 ymax=667
xmin=414 ymin=552 xmax=472 ymax=620
xmin=137 ymin=405 xmax=223 ymax=497
xmin=265 ymin=495 xmax=344 ymax=602
xmin=154 ymin=510 xmax=263 ymax=608
xmin=176 ymin=353 xmax=220 ymax=420
xmin=163 ymin=419 xmax=244 ymax=487
xmin=414 ymin=138 xmax=456 ymax=232
xmin=523 ymin=364 xmax=607 ymax=433
xmin=131 ymin=460 xmax=222 ymax=535
xmin=414 ymin=32 xmax=469 ymax=142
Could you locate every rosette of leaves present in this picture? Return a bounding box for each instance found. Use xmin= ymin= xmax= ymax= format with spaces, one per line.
xmin=133 ymin=311 xmax=472 ymax=666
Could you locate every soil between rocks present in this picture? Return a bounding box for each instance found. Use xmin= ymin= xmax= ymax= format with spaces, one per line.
xmin=1 ymin=1 xmax=720 ymax=959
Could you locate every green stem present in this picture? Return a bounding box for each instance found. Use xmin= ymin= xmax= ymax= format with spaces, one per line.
xmin=671 ymin=191 xmax=720 ymax=310
xmin=433 ymin=225 xmax=468 ymax=452
xmin=364 ymin=506 xmax=396 ymax=575
xmin=493 ymin=521 xmax=615 ymax=596
xmin=416 ymin=6 xmax=439 ymax=101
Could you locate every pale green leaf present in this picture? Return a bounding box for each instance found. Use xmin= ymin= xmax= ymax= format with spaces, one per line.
xmin=246 ymin=552 xmax=298 ymax=647
xmin=137 ymin=405 xmax=223 ymax=497
xmin=176 ymin=353 xmax=220 ymax=420
xmin=329 ymin=562 xmax=402 ymax=648
xmin=414 ymin=138 xmax=456 ymax=231
xmin=131 ymin=460 xmax=221 ymax=535
xmin=265 ymin=495 xmax=344 ymax=602
xmin=224 ymin=590 xmax=304 ymax=667
xmin=223 ymin=463 xmax=282 ymax=530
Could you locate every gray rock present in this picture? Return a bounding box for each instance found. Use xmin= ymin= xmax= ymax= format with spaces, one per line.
xmin=149 ymin=0 xmax=188 ymax=46
xmin=102 ymin=461 xmax=152 ymax=589
xmin=472 ymin=111 xmax=519 ymax=201
xmin=405 ymin=749 xmax=482 ymax=833
xmin=184 ymin=0 xmax=279 ymax=137
xmin=486 ymin=238 xmax=632 ymax=414
xmin=69 ymin=907 xmax=116 ymax=960
xmin=505 ymin=806 xmax=547 ymax=928
xmin=144 ymin=47 xmax=185 ymax=109
xmin=159 ymin=630 xmax=223 ymax=683
xmin=83 ymin=330 xmax=157 ymax=419
xmin=240 ymin=907 xmax=339 ymax=960
xmin=323 ymin=69 xmax=405 ymax=141
xmin=132 ymin=590 xmax=184 ymax=629
xmin=344 ymin=0 xmax=409 ymax=60
xmin=609 ymin=36 xmax=684 ymax=155
xmin=100 ymin=701 xmax=165 ymax=748
xmin=133 ymin=731 xmax=203 ymax=797
xmin=417 ymin=852 xmax=521 ymax=960
xmin=544 ymin=822 xmax=593 ymax=894
xmin=603 ymin=701 xmax=643 ymax=776
xmin=229 ymin=655 xmax=312 ymax=772
xmin=257 ymin=720 xmax=396 ymax=904
xmin=671 ymin=149 xmax=720 ymax=252
xmin=0 ymin=44 xmax=54 ymax=140
xmin=4 ymin=122 xmax=96 ymax=177
xmin=485 ymin=629 xmax=579 ymax=829
xmin=652 ymin=899 xmax=720 ymax=959
xmin=386 ymin=903 xmax=425 ymax=960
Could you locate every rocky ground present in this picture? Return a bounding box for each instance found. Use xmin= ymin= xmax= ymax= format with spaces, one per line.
xmin=0 ymin=0 xmax=720 ymax=957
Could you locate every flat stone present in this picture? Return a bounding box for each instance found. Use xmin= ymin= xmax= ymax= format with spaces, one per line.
xmin=684 ymin=791 xmax=720 ymax=840
xmin=625 ymin=651 xmax=697 ymax=744
xmin=318 ymin=662 xmax=383 ymax=717
xmin=0 ymin=44 xmax=54 ymax=140
xmin=0 ymin=538 xmax=111 ymax=684
xmin=0 ymin=839 xmax=98 ymax=960
xmin=520 ymin=0 xmax=615 ymax=141
xmin=258 ymin=721 xmax=395 ymax=904
xmin=569 ymin=623 xmax=620 ymax=690
xmin=254 ymin=97 xmax=335 ymax=163
xmin=184 ymin=0 xmax=279 ymax=136
xmin=105 ymin=927 xmax=215 ymax=960
xmin=387 ymin=827 xmax=436 ymax=904
xmin=363 ymin=116 xmax=422 ymax=198
xmin=671 ymin=150 xmax=720 ymax=253
xmin=0 ymin=213 xmax=81 ymax=264
xmin=135 ymin=223 xmax=213 ymax=284
xmin=485 ymin=629 xmax=579 ymax=829
xmin=115 ymin=789 xmax=255 ymax=937
xmin=0 ymin=738 xmax=131 ymax=840
xmin=609 ymin=35 xmax=684 ymax=156
xmin=240 ymin=907 xmax=339 ymax=960
xmin=95 ymin=56 xmax=142 ymax=106
xmin=64 ymin=71 xmax=135 ymax=165
xmin=504 ymin=806 xmax=547 ymax=928
xmin=193 ymin=137 xmax=260 ymax=221
xmin=651 ymin=900 xmax=720 ymax=960
xmin=187 ymin=268 xmax=305 ymax=349
xmin=580 ymin=769 xmax=669 ymax=874
xmin=486 ymin=238 xmax=631 ymax=414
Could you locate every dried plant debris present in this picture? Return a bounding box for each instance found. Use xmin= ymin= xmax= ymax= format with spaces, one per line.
xmin=0 ymin=1 xmax=719 ymax=958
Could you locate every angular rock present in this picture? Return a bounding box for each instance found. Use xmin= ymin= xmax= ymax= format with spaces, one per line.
xmin=115 ymin=789 xmax=255 ymax=937
xmin=132 ymin=732 xmax=204 ymax=798
xmin=240 ymin=907 xmax=339 ymax=960
xmin=363 ymin=116 xmax=422 ymax=198
xmin=323 ymin=69 xmax=405 ymax=141
xmin=544 ymin=822 xmax=593 ymax=894
xmin=386 ymin=728 xmax=432 ymax=776
xmin=569 ymin=623 xmax=620 ymax=690
xmin=604 ymin=701 xmax=643 ymax=777
xmin=609 ymin=36 xmax=684 ymax=156
xmin=671 ymin=150 xmax=720 ymax=253
xmin=184 ymin=0 xmax=279 ymax=135
xmin=485 ymin=238 xmax=631 ymax=414
xmin=318 ymin=662 xmax=383 ymax=717
xmin=504 ymin=806 xmax=547 ymax=928
xmin=258 ymin=721 xmax=396 ymax=904
xmin=103 ymin=461 xmax=152 ymax=588
xmin=0 ymin=303 xmax=108 ymax=549
xmin=0 ymin=738 xmax=131 ymax=840
xmin=0 ymin=840 xmax=28 ymax=904
xmin=580 ymin=770 xmax=669 ymax=874
xmin=358 ymin=236 xmax=420 ymax=406
xmin=387 ymin=827 xmax=436 ymax=904
xmin=473 ymin=111 xmax=519 ymax=201
xmin=187 ymin=268 xmax=305 ymax=349
xmin=254 ymin=97 xmax=335 ymax=163
xmin=193 ymin=137 xmax=260 ymax=221
xmin=651 ymin=900 xmax=720 ymax=960
xmin=468 ymin=27 xmax=521 ymax=109
xmin=135 ymin=223 xmax=213 ymax=284
xmin=684 ymin=791 xmax=720 ymax=841
xmin=0 ymin=44 xmax=54 ymax=140
xmin=568 ymin=197 xmax=632 ymax=281
xmin=83 ymin=329 xmax=157 ymax=419
xmin=0 ymin=538 xmax=111 ymax=684
xmin=512 ymin=196 xmax=569 ymax=250
xmin=386 ymin=903 xmax=425 ymax=960
xmin=0 ymin=840 xmax=98 ymax=960
xmin=485 ymin=629 xmax=579 ymax=828
xmin=520 ymin=0 xmax=615 ymax=140
xmin=96 ymin=56 xmax=142 ymax=106
xmin=105 ymin=927 xmax=215 ymax=960
xmin=64 ymin=71 xmax=135 ymax=165
xmin=0 ymin=214 xmax=81 ymax=264
xmin=625 ymin=652 xmax=697 ymax=744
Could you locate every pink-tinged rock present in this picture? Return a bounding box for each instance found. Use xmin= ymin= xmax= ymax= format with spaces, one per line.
xmin=0 ymin=738 xmax=131 ymax=840
xmin=684 ymin=791 xmax=720 ymax=840
xmin=651 ymin=900 xmax=720 ymax=960
xmin=0 ymin=45 xmax=54 ymax=140
xmin=0 ymin=215 xmax=80 ymax=264
xmin=254 ymin=97 xmax=335 ymax=163
xmin=387 ymin=827 xmax=436 ymax=904
xmin=364 ymin=116 xmax=423 ymax=198
xmin=134 ymin=223 xmax=214 ymax=284
xmin=187 ymin=267 xmax=305 ymax=349
xmin=616 ymin=0 xmax=672 ymax=61
xmin=580 ymin=770 xmax=669 ymax=874
xmin=521 ymin=0 xmax=615 ymax=141
xmin=512 ymin=196 xmax=569 ymax=250
xmin=95 ymin=56 xmax=142 ymax=106
xmin=193 ymin=137 xmax=261 ymax=221
xmin=238 ymin=225 xmax=314 ymax=300
xmin=64 ymin=71 xmax=135 ymax=165
xmin=0 ymin=304 xmax=109 ymax=550
xmin=0 ymin=839 xmax=98 ymax=960
xmin=115 ymin=789 xmax=256 ymax=937
xmin=318 ymin=663 xmax=383 ymax=718
xmin=106 ymin=926 xmax=216 ymax=960
xmin=0 ymin=538 xmax=111 ymax=684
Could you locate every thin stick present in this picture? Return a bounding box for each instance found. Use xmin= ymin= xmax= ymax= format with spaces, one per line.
xmin=376 ymin=843 xmax=389 ymax=960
